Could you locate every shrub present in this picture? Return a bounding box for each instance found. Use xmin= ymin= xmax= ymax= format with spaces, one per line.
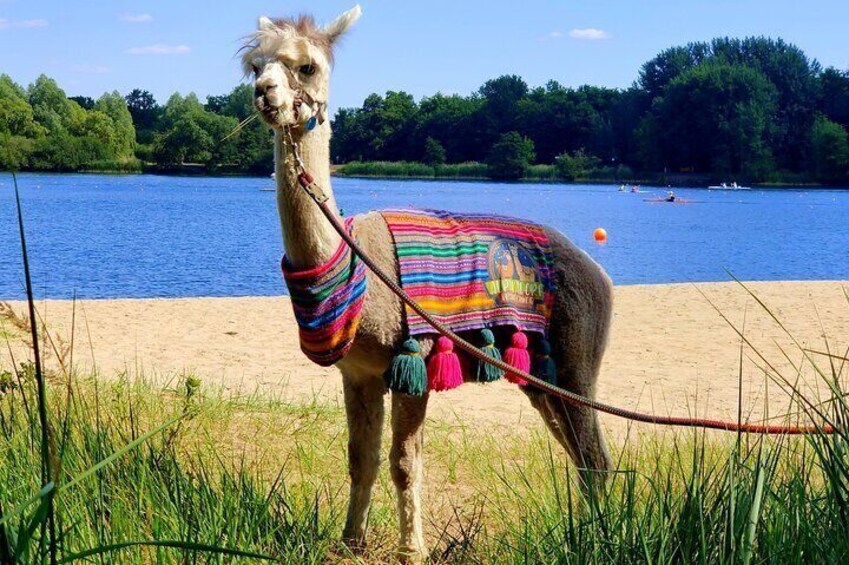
xmin=554 ymin=149 xmax=601 ymax=180
xmin=486 ymin=131 xmax=535 ymax=181
xmin=422 ymin=137 xmax=446 ymax=166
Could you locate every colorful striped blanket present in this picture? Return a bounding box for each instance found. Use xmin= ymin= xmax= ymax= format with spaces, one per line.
xmin=380 ymin=209 xmax=555 ymax=337
xmin=281 ymin=218 xmax=366 ymax=366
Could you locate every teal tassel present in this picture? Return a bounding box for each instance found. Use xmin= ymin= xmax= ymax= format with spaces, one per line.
xmin=477 ymin=329 xmax=504 ymax=382
xmin=532 ymin=339 xmax=557 ymax=385
xmin=385 ymin=338 xmax=427 ymax=396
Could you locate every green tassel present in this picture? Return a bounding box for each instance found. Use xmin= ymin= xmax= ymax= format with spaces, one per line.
xmin=477 ymin=329 xmax=504 ymax=382
xmin=532 ymin=339 xmax=557 ymax=385
xmin=385 ymin=338 xmax=427 ymax=396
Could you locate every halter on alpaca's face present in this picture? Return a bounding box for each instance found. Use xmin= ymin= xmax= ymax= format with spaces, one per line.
xmin=241 ymin=6 xmax=361 ymax=131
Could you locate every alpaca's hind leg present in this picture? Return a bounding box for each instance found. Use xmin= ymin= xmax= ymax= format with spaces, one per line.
xmin=390 ymin=391 xmax=429 ymax=562
xmin=341 ymin=374 xmax=385 ymax=547
xmin=527 ymin=385 xmax=611 ymax=492
xmin=546 ymin=395 xmax=611 ymax=490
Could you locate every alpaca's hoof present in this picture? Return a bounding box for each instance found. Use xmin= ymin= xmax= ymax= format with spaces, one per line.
xmin=397 ymin=546 xmax=428 ymax=565
xmin=341 ymin=531 xmax=367 ymax=555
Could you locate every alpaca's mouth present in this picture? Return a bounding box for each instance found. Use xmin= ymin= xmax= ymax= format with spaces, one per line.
xmin=261 ymin=107 xmax=283 ymax=126
xmin=256 ymin=105 xmax=292 ymax=129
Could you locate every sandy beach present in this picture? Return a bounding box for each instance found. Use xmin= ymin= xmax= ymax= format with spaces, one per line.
xmin=2 ymin=281 xmax=847 ymax=437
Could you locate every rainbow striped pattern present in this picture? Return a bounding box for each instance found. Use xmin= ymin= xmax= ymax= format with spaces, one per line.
xmin=282 ymin=219 xmax=366 ymax=366
xmin=380 ymin=209 xmax=555 ymax=337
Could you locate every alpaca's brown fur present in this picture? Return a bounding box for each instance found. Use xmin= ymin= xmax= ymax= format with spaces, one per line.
xmin=244 ymin=6 xmax=612 ymax=562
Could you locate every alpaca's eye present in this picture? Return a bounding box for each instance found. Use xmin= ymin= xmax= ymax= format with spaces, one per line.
xmin=251 ymin=64 xmax=260 ymax=75
xmin=299 ymin=64 xmax=316 ymax=76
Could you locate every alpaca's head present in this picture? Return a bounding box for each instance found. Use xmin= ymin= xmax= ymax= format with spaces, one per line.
xmin=241 ymin=5 xmax=361 ymax=130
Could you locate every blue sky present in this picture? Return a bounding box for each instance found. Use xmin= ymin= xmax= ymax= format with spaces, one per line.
xmin=1 ymin=1 xmax=848 ymax=113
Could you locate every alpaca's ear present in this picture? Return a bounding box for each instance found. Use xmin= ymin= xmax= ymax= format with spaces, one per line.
xmin=324 ymin=5 xmax=362 ymax=44
xmin=258 ymin=16 xmax=276 ymax=31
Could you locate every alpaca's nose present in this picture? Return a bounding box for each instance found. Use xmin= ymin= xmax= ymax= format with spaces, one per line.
xmin=255 ymin=83 xmax=278 ymax=102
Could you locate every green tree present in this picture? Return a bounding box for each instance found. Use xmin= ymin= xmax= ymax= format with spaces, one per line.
xmin=28 ymin=75 xmax=85 ymax=133
xmin=69 ymin=96 xmax=95 ymax=110
xmin=152 ymin=92 xmax=237 ymax=169
xmin=411 ymin=93 xmax=483 ymax=163
xmin=808 ymin=116 xmax=849 ymax=183
xmin=478 ymin=75 xmax=529 ymax=149
xmin=422 ymin=137 xmax=446 ymax=165
xmin=0 ymin=75 xmax=43 ymax=169
xmin=639 ymin=43 xmax=711 ymax=99
xmin=207 ymin=84 xmax=273 ymax=172
xmin=95 ymin=91 xmax=135 ymax=158
xmin=654 ymin=63 xmax=777 ymax=177
xmin=486 ymin=131 xmax=535 ymax=180
xmin=820 ymin=67 xmax=849 ymax=130
xmin=0 ymin=134 xmax=34 ymax=170
xmin=125 ymin=89 xmax=160 ymax=144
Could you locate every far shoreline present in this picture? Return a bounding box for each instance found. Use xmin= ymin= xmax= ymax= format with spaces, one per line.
xmin=6 ymin=169 xmax=848 ymax=190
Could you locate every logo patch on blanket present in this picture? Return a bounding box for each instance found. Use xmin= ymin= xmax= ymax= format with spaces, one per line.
xmin=486 ymin=239 xmax=547 ymax=309
xmin=380 ymin=209 xmax=555 ymax=337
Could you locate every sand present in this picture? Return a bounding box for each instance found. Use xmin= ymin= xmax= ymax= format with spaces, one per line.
xmin=2 ymin=281 xmax=848 ymax=437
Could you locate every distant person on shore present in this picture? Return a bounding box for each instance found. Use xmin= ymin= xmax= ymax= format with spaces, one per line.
xmin=665 ymin=190 xmax=676 ymax=202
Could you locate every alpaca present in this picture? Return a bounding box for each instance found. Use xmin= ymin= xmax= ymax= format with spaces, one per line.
xmin=242 ymin=6 xmax=613 ymax=561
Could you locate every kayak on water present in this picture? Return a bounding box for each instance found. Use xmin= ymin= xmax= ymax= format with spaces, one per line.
xmin=643 ymin=197 xmax=699 ymax=204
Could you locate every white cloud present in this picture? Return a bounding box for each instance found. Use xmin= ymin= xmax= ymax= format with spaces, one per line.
xmin=120 ymin=13 xmax=153 ymax=23
xmin=71 ymin=64 xmax=111 ymax=74
xmin=126 ymin=44 xmax=191 ymax=55
xmin=0 ymin=18 xmax=48 ymax=29
xmin=569 ymin=28 xmax=611 ymax=40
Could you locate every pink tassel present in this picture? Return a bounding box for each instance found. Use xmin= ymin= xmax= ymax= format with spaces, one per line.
xmin=504 ymin=331 xmax=530 ymax=386
xmin=427 ymin=336 xmax=464 ymax=392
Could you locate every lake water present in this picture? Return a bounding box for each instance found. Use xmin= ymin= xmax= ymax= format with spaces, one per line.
xmin=1 ymin=173 xmax=848 ymax=299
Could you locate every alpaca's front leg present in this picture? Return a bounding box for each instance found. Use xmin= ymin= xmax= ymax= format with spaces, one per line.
xmin=341 ymin=374 xmax=385 ymax=547
xmin=390 ymin=391 xmax=429 ymax=562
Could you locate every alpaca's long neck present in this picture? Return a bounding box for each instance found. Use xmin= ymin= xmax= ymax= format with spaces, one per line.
xmin=274 ymin=123 xmax=341 ymax=269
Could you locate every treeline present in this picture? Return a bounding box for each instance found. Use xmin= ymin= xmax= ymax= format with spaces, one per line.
xmin=2 ymin=36 xmax=849 ymax=183
xmin=332 ymin=37 xmax=849 ymax=183
xmin=0 ymin=76 xmax=272 ymax=174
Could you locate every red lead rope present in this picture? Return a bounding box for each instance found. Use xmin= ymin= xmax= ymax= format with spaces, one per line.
xmin=290 ymin=150 xmax=836 ymax=435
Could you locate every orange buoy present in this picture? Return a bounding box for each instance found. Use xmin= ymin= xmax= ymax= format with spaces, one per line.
xmin=593 ymin=227 xmax=607 ymax=242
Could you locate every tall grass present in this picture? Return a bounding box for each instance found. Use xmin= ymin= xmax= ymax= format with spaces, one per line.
xmin=335 ymin=161 xmax=490 ymax=179
xmin=0 ymin=374 xmax=340 ymax=563
xmin=335 ymin=161 xmax=439 ymax=178
xmin=335 ymin=160 xmax=638 ymax=182
xmin=1 ymin=339 xmax=848 ymax=563
xmin=81 ymin=158 xmax=143 ymax=174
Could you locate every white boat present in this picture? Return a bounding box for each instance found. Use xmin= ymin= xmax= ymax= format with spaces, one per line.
xmin=260 ymin=172 xmax=276 ymax=192
xmin=708 ymin=182 xmax=751 ymax=190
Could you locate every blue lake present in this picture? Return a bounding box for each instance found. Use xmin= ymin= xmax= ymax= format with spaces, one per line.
xmin=1 ymin=173 xmax=848 ymax=299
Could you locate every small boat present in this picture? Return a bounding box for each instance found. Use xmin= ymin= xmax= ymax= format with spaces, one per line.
xmin=643 ymin=196 xmax=698 ymax=204
xmin=708 ymin=182 xmax=750 ymax=190
xmin=260 ymin=172 xmax=277 ymax=192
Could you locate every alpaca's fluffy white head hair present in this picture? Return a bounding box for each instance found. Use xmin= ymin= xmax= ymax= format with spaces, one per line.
xmin=241 ymin=5 xmax=361 ymax=129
